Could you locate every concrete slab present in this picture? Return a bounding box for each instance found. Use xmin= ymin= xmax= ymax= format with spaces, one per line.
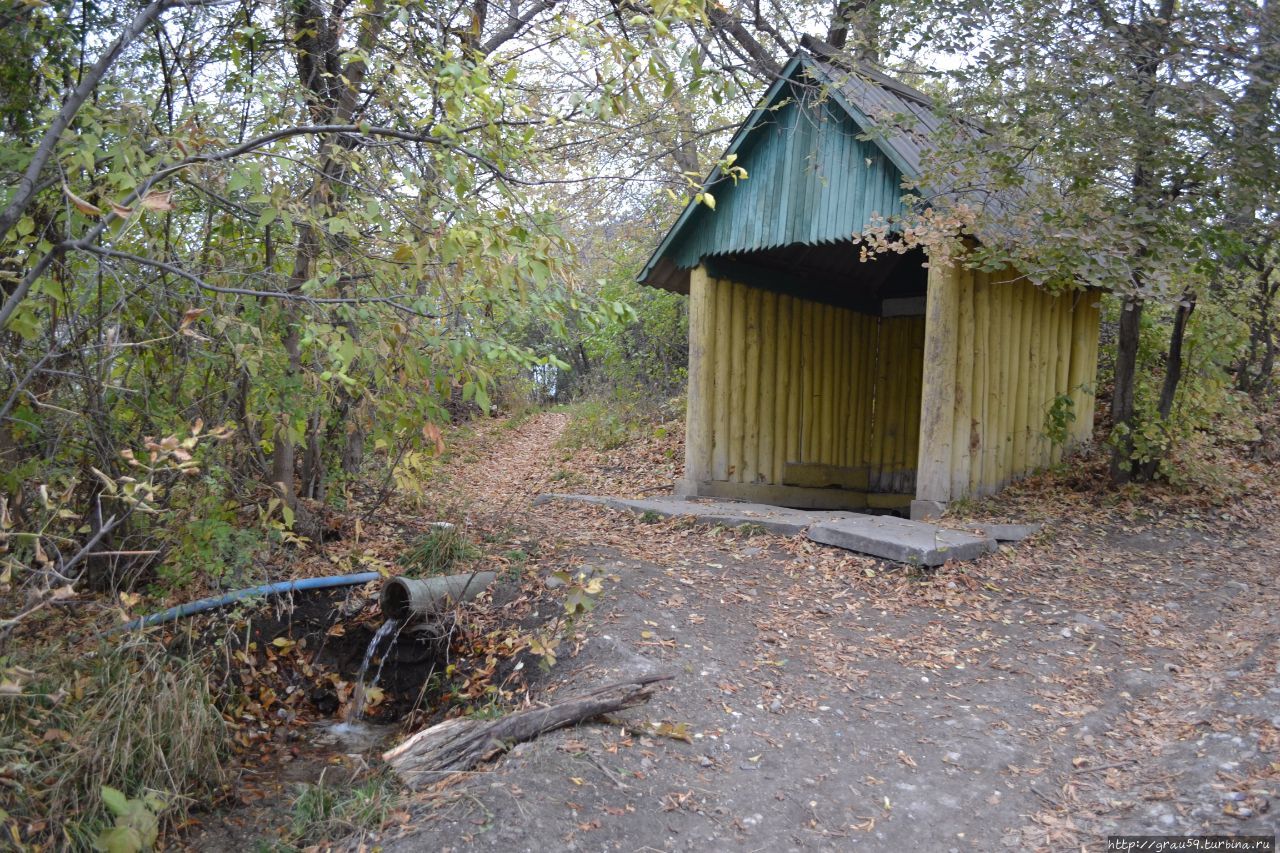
xmin=533 ymin=493 xmax=857 ymax=536
xmin=807 ymin=516 xmax=996 ymax=567
xmin=536 ymin=494 xmax=998 ymax=566
xmin=973 ymin=522 xmax=1044 ymax=542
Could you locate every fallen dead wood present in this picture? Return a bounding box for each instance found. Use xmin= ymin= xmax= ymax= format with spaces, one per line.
xmin=383 ymin=673 xmax=672 ymax=786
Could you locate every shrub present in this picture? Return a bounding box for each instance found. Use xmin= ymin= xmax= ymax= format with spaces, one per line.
xmin=556 ymin=397 xmax=651 ymax=452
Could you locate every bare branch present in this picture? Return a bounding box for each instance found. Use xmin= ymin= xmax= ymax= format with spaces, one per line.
xmin=78 ymin=244 xmax=441 ymax=316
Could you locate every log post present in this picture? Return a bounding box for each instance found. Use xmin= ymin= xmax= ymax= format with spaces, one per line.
xmin=913 ymin=259 xmax=959 ymax=519
xmin=683 ymin=266 xmax=714 ymax=488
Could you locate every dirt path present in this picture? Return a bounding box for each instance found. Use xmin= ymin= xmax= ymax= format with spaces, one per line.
xmin=444 ymin=412 xmax=570 ymax=521
xmin=375 ymin=416 xmax=1279 ymax=852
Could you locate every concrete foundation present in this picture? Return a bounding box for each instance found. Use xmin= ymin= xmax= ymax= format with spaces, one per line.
xmin=537 ymin=494 xmax=1007 ymax=566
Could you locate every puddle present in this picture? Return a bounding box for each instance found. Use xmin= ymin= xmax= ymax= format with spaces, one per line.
xmin=314 ymin=719 xmax=398 ymax=753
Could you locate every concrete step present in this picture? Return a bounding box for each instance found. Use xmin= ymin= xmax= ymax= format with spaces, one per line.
xmin=807 ymin=516 xmax=996 ymax=567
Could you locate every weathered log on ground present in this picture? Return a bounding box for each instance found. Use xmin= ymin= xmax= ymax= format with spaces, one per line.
xmin=383 ymin=673 xmax=672 ymax=786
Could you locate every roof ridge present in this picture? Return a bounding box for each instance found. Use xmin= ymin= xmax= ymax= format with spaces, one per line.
xmin=797 ymin=35 xmax=935 ymax=107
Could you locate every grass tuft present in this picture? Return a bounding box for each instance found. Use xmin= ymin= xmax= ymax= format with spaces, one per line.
xmin=396 ymin=524 xmax=480 ymax=576
xmin=0 ymin=635 xmax=227 ymax=848
xmin=287 ymin=768 xmax=398 ymax=846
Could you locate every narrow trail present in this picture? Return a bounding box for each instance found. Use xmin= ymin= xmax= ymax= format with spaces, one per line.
xmin=447 ymin=411 xmax=569 ymax=522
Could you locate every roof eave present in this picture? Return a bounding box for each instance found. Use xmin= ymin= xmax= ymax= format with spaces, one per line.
xmin=637 ymin=54 xmax=808 ymax=287
xmin=637 ymin=50 xmax=933 ymax=288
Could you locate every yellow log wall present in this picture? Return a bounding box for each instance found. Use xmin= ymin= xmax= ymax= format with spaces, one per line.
xmin=915 ymin=263 xmax=1101 ymax=503
xmin=682 ymin=264 xmax=1099 ymax=506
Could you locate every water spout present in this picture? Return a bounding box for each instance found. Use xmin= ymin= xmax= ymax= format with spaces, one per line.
xmin=348 ymin=618 xmax=399 ymax=723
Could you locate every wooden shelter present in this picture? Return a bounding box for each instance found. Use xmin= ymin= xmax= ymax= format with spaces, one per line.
xmin=639 ymin=43 xmax=1101 ymax=519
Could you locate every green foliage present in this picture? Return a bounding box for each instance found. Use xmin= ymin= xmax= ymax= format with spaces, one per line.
xmin=1043 ymin=391 xmax=1078 ymax=447
xmin=527 ymin=568 xmax=605 ymax=671
xmin=0 ymin=637 xmax=226 ymax=849
xmin=875 ymin=0 xmax=1278 ymax=478
xmin=94 ymin=786 xmax=166 ymax=853
xmin=583 ymin=279 xmax=689 ymax=401
xmin=1101 ymin=295 xmax=1258 ymax=483
xmin=396 ymin=525 xmax=479 ymax=576
xmin=556 ymin=397 xmax=654 ymax=452
xmin=0 ymin=0 xmax=717 ymax=617
xmin=161 ymin=488 xmax=267 ymax=589
xmin=388 ymin=449 xmax=446 ymax=512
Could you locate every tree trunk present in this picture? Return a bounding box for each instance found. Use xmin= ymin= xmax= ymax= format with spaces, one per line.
xmin=1226 ymin=0 xmax=1278 ymax=395
xmin=1105 ymin=0 xmax=1175 ymax=484
xmin=301 ymin=407 xmax=325 ymax=500
xmin=1139 ymin=292 xmax=1196 ymax=480
xmin=827 ymin=0 xmax=881 ymax=63
xmin=1109 ymin=295 xmax=1143 ymax=482
xmin=271 ymin=314 xmax=301 ymax=505
xmin=1238 ymin=264 xmax=1278 ymax=395
xmin=342 ymin=417 xmax=364 ymax=474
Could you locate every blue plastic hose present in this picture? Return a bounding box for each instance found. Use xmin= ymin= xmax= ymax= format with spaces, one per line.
xmin=112 ymin=572 xmax=383 ymax=632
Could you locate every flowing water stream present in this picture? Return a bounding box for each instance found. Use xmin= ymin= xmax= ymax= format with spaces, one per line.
xmin=347 ymin=618 xmax=400 ymax=723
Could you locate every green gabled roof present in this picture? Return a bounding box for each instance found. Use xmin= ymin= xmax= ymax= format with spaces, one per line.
xmin=640 ymin=49 xmax=939 ymax=292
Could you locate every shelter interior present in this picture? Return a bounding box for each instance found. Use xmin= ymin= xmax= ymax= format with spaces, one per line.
xmin=679 ymin=245 xmax=929 ymax=512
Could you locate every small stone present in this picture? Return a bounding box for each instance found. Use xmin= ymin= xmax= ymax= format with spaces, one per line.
xmin=1060 ymin=628 xmax=1073 ymax=638
xmin=1159 ymin=814 xmax=1176 ymax=827
xmin=769 ymin=697 xmax=783 ymax=713
xmin=544 ymin=575 xmax=565 ymax=589
xmin=700 ymin=755 xmax=714 ymax=767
